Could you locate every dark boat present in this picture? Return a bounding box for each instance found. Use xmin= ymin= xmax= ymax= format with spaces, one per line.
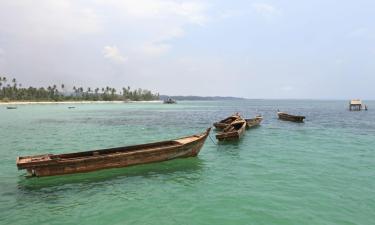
xmin=6 ymin=106 xmax=17 ymax=109
xmin=277 ymin=111 xmax=305 ymax=122
xmin=215 ymin=119 xmax=246 ymax=141
xmin=16 ymin=128 xmax=211 ymax=177
xmin=68 ymin=106 xmax=76 ymax=109
xmin=213 ymin=113 xmax=241 ymax=130
xmin=163 ymin=98 xmax=177 ymax=104
xmin=245 ymin=115 xmax=263 ymax=128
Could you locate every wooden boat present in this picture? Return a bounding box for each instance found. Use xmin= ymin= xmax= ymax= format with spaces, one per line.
xmin=16 ymin=128 xmax=211 ymax=177
xmin=245 ymin=115 xmax=263 ymax=128
xmin=277 ymin=111 xmax=305 ymax=122
xmin=6 ymin=106 xmax=17 ymax=109
xmin=213 ymin=114 xmax=242 ymax=130
xmin=215 ymin=119 xmax=246 ymax=141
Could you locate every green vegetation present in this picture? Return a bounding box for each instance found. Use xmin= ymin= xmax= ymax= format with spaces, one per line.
xmin=0 ymin=76 xmax=159 ymax=102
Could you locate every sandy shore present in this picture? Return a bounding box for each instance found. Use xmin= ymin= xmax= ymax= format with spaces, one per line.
xmin=0 ymin=100 xmax=162 ymax=105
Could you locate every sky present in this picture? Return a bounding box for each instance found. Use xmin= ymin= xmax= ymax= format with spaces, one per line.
xmin=0 ymin=0 xmax=374 ymax=99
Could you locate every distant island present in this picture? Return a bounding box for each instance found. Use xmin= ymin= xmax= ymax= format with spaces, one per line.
xmin=160 ymin=95 xmax=246 ymax=101
xmin=0 ymin=76 xmax=246 ymax=103
xmin=0 ymin=76 xmax=159 ymax=102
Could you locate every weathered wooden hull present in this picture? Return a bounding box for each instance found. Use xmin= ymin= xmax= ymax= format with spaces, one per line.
xmin=215 ymin=120 xmax=246 ymax=141
xmin=213 ymin=114 xmax=241 ymax=130
xmin=277 ymin=112 xmax=305 ymax=122
xmin=17 ymin=128 xmax=210 ymax=177
xmin=213 ymin=122 xmax=229 ymax=130
xmin=245 ymin=117 xmax=263 ymax=128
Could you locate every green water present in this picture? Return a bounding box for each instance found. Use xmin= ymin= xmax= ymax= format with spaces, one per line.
xmin=0 ymin=100 xmax=374 ymax=225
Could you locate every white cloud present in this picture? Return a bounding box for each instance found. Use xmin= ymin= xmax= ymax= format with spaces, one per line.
xmin=0 ymin=1 xmax=100 ymax=39
xmin=252 ymin=3 xmax=280 ymax=18
xmin=218 ymin=9 xmax=247 ymax=19
xmin=103 ymin=46 xmax=128 ymax=63
xmin=98 ymin=0 xmax=208 ymax=56
xmin=100 ymin=0 xmax=208 ymax=25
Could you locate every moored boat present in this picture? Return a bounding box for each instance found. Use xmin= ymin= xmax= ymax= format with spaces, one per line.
xmin=245 ymin=115 xmax=263 ymax=128
xmin=277 ymin=111 xmax=305 ymax=122
xmin=16 ymin=128 xmax=211 ymax=177
xmin=213 ymin=113 xmax=241 ymax=130
xmin=6 ymin=106 xmax=17 ymax=109
xmin=215 ymin=119 xmax=246 ymax=141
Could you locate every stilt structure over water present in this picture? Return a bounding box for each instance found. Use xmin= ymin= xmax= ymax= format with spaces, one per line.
xmin=349 ymin=99 xmax=366 ymax=111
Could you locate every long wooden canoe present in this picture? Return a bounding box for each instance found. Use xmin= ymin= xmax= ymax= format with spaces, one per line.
xmin=245 ymin=115 xmax=263 ymax=128
xmin=213 ymin=114 xmax=241 ymax=130
xmin=277 ymin=112 xmax=305 ymax=122
xmin=16 ymin=128 xmax=211 ymax=177
xmin=215 ymin=119 xmax=246 ymax=141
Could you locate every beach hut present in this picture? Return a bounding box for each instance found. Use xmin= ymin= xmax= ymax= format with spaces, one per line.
xmin=349 ymin=99 xmax=362 ymax=111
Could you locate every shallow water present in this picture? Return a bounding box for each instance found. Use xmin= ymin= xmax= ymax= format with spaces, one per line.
xmin=0 ymin=100 xmax=374 ymax=225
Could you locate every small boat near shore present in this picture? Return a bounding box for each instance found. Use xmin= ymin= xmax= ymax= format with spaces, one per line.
xmin=6 ymin=106 xmax=17 ymax=109
xmin=163 ymin=98 xmax=177 ymax=104
xmin=16 ymin=128 xmax=211 ymax=177
xmin=245 ymin=115 xmax=263 ymax=128
xmin=216 ymin=119 xmax=246 ymax=141
xmin=213 ymin=114 xmax=241 ymax=130
xmin=277 ymin=111 xmax=305 ymax=122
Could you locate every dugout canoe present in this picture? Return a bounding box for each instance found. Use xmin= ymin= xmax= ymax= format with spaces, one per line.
xmin=277 ymin=111 xmax=305 ymax=122
xmin=245 ymin=115 xmax=263 ymax=128
xmin=213 ymin=113 xmax=242 ymax=130
xmin=215 ymin=119 xmax=246 ymax=141
xmin=16 ymin=128 xmax=211 ymax=177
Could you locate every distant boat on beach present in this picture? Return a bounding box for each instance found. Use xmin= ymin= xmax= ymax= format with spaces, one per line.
xmin=16 ymin=128 xmax=211 ymax=177
xmin=163 ymin=98 xmax=177 ymax=104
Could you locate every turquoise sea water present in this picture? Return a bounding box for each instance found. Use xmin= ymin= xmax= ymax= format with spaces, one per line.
xmin=0 ymin=100 xmax=374 ymax=225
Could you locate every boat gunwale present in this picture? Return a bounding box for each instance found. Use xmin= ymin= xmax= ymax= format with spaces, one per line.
xmin=277 ymin=112 xmax=305 ymax=119
xmin=17 ymin=128 xmax=210 ymax=169
xmin=213 ymin=114 xmax=241 ymax=127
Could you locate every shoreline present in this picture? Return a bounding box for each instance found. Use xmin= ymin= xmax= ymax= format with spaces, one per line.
xmin=0 ymin=100 xmax=162 ymax=105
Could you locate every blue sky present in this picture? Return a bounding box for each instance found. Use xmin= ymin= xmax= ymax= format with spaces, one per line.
xmin=0 ymin=0 xmax=374 ymax=99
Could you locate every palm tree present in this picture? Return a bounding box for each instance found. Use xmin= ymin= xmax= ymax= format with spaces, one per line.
xmin=12 ymin=78 xmax=17 ymax=89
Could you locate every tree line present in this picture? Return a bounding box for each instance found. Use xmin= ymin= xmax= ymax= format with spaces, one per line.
xmin=0 ymin=76 xmax=160 ymax=102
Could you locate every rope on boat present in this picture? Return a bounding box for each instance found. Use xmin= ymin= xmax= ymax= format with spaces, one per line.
xmin=208 ymin=128 xmax=218 ymax=145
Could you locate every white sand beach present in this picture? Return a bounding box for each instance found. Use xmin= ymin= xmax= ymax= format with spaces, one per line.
xmin=0 ymin=100 xmax=162 ymax=105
